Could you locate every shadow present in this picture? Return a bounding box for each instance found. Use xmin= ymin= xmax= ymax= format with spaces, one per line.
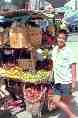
xmin=42 ymin=108 xmax=61 ymax=118
xmin=0 ymin=111 xmax=17 ymax=118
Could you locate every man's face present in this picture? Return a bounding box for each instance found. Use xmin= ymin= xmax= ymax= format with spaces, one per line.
xmin=57 ymin=33 xmax=67 ymax=48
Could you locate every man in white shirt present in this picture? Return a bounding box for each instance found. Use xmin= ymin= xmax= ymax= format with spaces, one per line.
xmin=50 ymin=29 xmax=77 ymax=118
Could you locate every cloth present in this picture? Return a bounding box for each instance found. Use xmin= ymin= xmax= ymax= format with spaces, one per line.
xmin=50 ymin=46 xmax=76 ymax=84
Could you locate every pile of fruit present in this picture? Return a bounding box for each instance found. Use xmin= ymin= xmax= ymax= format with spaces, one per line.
xmin=0 ymin=67 xmax=23 ymax=79
xmin=0 ymin=67 xmax=49 ymax=83
xmin=0 ymin=68 xmax=7 ymax=77
xmin=6 ymin=67 xmax=23 ymax=79
xmin=21 ymin=70 xmax=49 ymax=83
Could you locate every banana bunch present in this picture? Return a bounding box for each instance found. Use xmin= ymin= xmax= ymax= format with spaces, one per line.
xmin=0 ymin=68 xmax=7 ymax=77
xmin=0 ymin=67 xmax=23 ymax=80
xmin=7 ymin=67 xmax=24 ymax=79
xmin=0 ymin=67 xmax=49 ymax=83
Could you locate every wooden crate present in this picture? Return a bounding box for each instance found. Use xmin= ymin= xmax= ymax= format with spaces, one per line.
xmin=17 ymin=59 xmax=35 ymax=71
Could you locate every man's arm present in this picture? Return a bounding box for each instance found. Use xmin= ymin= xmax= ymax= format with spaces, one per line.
xmin=71 ymin=63 xmax=76 ymax=89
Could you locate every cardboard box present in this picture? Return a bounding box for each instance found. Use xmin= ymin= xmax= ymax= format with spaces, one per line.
xmin=17 ymin=59 xmax=35 ymax=71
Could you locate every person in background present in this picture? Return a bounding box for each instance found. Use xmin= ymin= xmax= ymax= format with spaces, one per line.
xmin=47 ymin=31 xmax=57 ymax=48
xmin=49 ymin=29 xmax=77 ymax=118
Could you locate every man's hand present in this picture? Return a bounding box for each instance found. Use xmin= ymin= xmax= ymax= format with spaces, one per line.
xmin=71 ymin=64 xmax=76 ymax=92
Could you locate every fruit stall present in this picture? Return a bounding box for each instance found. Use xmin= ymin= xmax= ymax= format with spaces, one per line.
xmin=0 ymin=10 xmax=55 ymax=117
xmin=0 ymin=49 xmax=53 ymax=117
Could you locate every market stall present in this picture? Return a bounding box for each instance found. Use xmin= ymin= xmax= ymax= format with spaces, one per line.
xmin=0 ymin=10 xmax=55 ymax=117
xmin=0 ymin=50 xmax=51 ymax=116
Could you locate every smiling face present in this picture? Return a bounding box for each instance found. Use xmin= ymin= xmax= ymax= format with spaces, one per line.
xmin=57 ymin=33 xmax=67 ymax=48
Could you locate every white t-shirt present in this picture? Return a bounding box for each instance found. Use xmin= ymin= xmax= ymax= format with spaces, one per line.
xmin=51 ymin=46 xmax=76 ymax=84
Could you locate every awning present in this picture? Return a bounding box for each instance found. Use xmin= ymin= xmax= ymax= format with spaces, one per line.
xmin=46 ymin=0 xmax=69 ymax=8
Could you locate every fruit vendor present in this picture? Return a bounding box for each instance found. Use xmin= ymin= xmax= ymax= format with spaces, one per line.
xmin=49 ymin=29 xmax=77 ymax=118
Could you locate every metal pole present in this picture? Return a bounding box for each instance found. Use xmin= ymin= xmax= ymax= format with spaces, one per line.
xmin=39 ymin=0 xmax=41 ymax=9
xmin=35 ymin=0 xmax=37 ymax=10
xmin=75 ymin=0 xmax=77 ymax=10
xmin=41 ymin=0 xmax=45 ymax=8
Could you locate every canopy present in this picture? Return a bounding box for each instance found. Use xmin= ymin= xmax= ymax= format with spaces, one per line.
xmin=46 ymin=0 xmax=69 ymax=8
xmin=0 ymin=0 xmax=69 ymax=9
xmin=66 ymin=15 xmax=78 ymax=24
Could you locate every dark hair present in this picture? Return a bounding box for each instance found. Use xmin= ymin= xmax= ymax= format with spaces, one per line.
xmin=57 ymin=29 xmax=68 ymax=40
